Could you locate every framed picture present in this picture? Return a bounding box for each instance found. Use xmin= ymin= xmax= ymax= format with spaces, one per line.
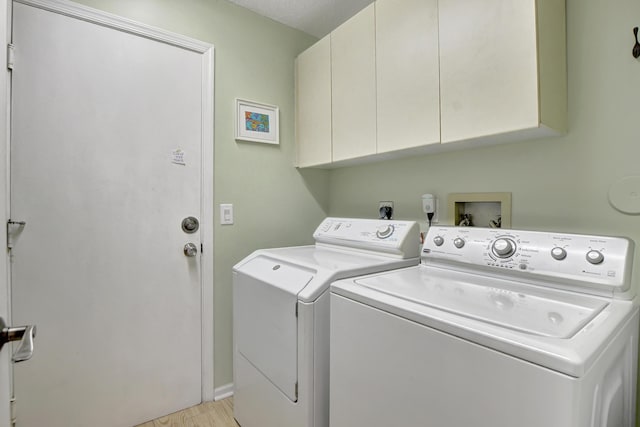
xmin=235 ymin=98 xmax=279 ymax=144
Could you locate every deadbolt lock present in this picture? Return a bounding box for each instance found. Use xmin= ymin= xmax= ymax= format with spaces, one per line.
xmin=181 ymin=217 xmax=199 ymax=234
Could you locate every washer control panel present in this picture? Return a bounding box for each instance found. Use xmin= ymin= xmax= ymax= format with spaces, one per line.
xmin=313 ymin=218 xmax=420 ymax=259
xmin=422 ymin=226 xmax=634 ymax=296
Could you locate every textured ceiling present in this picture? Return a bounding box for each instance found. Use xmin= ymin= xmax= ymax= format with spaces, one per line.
xmin=226 ymin=0 xmax=375 ymax=38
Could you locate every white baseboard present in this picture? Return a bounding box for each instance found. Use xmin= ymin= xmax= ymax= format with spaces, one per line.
xmin=214 ymin=383 xmax=234 ymax=401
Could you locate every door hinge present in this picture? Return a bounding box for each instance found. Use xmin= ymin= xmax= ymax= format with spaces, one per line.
xmin=295 ymin=303 xmax=298 ymax=318
xmin=201 ymin=243 xmax=203 ymax=254
xmin=10 ymin=397 xmax=16 ymax=426
xmin=7 ymin=44 xmax=14 ymax=70
xmin=294 ymin=382 xmax=298 ymax=400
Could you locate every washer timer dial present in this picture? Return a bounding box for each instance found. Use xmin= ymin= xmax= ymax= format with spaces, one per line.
xmin=492 ymin=238 xmax=516 ymax=258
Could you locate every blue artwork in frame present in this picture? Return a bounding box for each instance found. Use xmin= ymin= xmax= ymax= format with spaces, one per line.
xmin=245 ymin=111 xmax=270 ymax=133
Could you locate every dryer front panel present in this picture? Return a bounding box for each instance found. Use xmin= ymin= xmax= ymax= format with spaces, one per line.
xmin=234 ymin=257 xmax=313 ymax=402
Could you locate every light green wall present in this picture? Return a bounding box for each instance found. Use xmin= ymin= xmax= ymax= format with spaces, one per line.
xmin=329 ymin=0 xmax=640 ymax=422
xmin=71 ymin=0 xmax=328 ymax=388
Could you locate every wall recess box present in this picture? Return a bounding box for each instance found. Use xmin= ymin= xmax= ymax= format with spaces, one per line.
xmin=447 ymin=192 xmax=511 ymax=228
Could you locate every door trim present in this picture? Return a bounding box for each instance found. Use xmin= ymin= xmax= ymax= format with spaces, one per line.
xmin=10 ymin=0 xmax=216 ymax=401
xmin=15 ymin=0 xmax=211 ymax=52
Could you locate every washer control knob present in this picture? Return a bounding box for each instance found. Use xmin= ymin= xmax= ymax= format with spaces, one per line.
xmin=551 ymin=247 xmax=567 ymax=261
xmin=433 ymin=236 xmax=444 ymax=246
xmin=376 ymin=225 xmax=395 ymax=239
xmin=586 ymin=250 xmax=604 ymax=265
xmin=453 ymin=238 xmax=465 ymax=249
xmin=492 ymin=238 xmax=516 ymax=258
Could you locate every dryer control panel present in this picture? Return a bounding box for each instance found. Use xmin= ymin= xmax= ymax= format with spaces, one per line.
xmin=422 ymin=226 xmax=635 ymax=298
xmin=313 ymin=218 xmax=420 ymax=259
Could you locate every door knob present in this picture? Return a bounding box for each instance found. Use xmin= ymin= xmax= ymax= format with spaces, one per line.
xmin=0 ymin=317 xmax=37 ymax=363
xmin=184 ymin=243 xmax=198 ymax=257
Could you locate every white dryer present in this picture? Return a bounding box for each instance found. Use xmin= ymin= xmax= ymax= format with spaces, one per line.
xmin=330 ymin=226 xmax=639 ymax=427
xmin=232 ymin=217 xmax=420 ymax=427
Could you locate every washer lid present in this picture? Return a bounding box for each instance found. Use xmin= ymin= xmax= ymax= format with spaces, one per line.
xmin=354 ymin=267 xmax=608 ymax=339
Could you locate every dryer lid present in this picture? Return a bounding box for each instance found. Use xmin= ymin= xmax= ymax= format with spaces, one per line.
xmin=235 ymin=255 xmax=315 ymax=296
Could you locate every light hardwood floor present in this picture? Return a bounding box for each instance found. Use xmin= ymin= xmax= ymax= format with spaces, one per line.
xmin=135 ymin=397 xmax=238 ymax=427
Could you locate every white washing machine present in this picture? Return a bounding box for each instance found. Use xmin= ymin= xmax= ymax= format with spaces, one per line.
xmin=232 ymin=217 xmax=420 ymax=427
xmin=330 ymin=226 xmax=639 ymax=427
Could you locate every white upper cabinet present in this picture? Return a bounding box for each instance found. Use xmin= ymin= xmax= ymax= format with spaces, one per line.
xmin=376 ymin=0 xmax=440 ymax=153
xmin=330 ymin=4 xmax=377 ymax=162
xmin=295 ymin=35 xmax=332 ymax=167
xmin=294 ymin=0 xmax=566 ymax=168
xmin=439 ymin=0 xmax=567 ymax=144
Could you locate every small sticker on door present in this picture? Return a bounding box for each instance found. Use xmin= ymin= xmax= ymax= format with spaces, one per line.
xmin=171 ymin=149 xmax=186 ymax=165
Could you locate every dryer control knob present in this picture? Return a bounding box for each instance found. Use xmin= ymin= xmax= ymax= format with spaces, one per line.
xmin=376 ymin=225 xmax=395 ymax=239
xmin=453 ymin=238 xmax=465 ymax=249
xmin=433 ymin=236 xmax=444 ymax=246
xmin=586 ymin=250 xmax=604 ymax=265
xmin=492 ymin=238 xmax=516 ymax=258
xmin=551 ymin=247 xmax=567 ymax=260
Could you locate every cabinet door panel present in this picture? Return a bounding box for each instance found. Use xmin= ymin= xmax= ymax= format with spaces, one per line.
xmin=331 ymin=4 xmax=376 ymax=162
xmin=376 ymin=0 xmax=440 ymax=153
xmin=295 ymin=36 xmax=332 ymax=167
xmin=439 ymin=0 xmax=540 ymax=144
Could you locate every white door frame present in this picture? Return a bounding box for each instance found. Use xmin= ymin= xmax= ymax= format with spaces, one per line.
xmin=2 ymin=0 xmax=216 ymax=413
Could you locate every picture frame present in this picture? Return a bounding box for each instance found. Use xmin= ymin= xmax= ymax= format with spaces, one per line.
xmin=447 ymin=192 xmax=512 ymax=229
xmin=235 ymin=98 xmax=279 ymax=144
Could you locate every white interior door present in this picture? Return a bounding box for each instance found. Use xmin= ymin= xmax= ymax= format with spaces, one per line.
xmin=9 ymin=1 xmax=213 ymax=426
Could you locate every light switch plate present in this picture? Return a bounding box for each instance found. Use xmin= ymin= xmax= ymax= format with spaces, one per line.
xmin=220 ymin=204 xmax=234 ymax=225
